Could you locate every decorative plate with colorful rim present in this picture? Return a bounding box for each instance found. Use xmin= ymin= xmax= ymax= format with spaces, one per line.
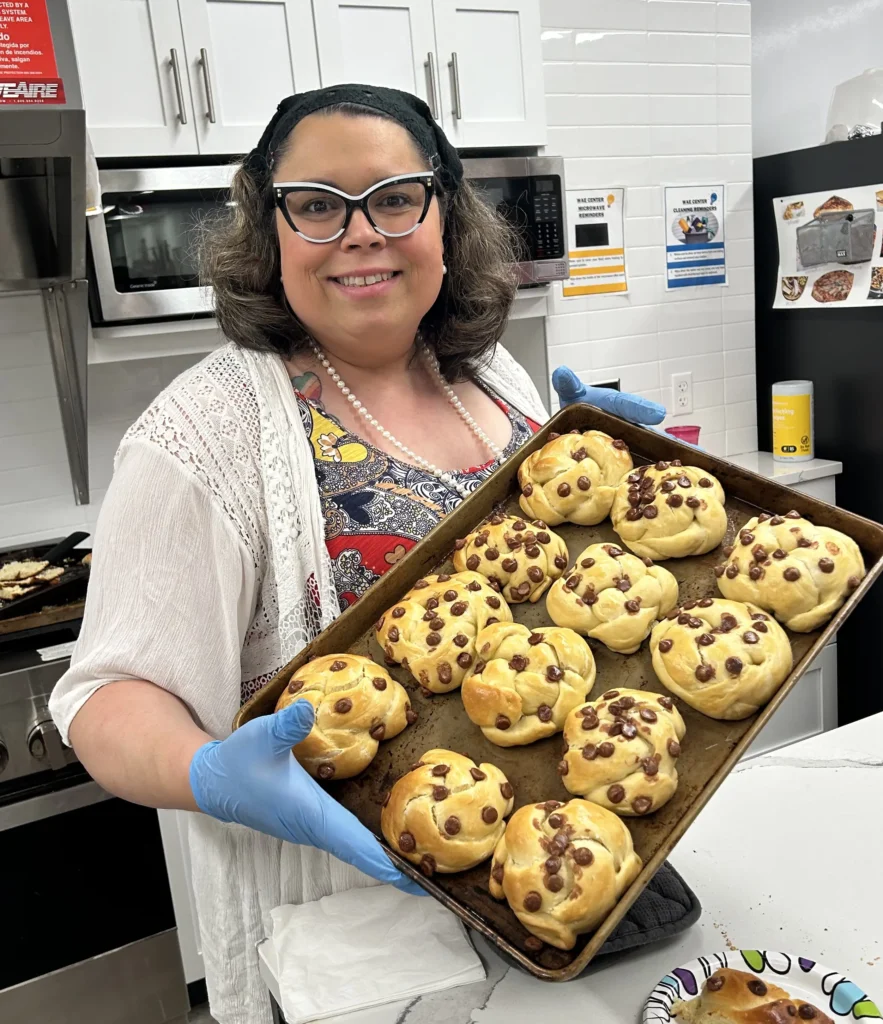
xmin=643 ymin=950 xmax=881 ymax=1022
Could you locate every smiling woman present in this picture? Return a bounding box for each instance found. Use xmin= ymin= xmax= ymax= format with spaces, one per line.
xmin=49 ymin=83 xmax=665 ymax=1024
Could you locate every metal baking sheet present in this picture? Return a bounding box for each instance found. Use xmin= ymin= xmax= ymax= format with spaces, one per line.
xmin=235 ymin=402 xmax=883 ymax=981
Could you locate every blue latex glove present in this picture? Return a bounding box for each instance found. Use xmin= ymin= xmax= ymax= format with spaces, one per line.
xmin=552 ymin=366 xmax=666 ymax=426
xmin=189 ymin=700 xmax=425 ymax=896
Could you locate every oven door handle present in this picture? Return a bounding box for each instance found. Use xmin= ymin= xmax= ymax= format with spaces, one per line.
xmin=0 ymin=780 xmax=114 ymax=832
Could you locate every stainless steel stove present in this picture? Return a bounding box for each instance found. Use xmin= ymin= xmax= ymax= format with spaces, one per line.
xmin=0 ymin=620 xmax=190 ymax=1023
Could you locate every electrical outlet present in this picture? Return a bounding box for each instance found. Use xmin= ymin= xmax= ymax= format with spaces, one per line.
xmin=670 ymin=371 xmax=693 ymax=414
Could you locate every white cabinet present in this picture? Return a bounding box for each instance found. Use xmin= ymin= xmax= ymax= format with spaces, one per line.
xmin=313 ymin=0 xmax=546 ymax=147
xmin=69 ymin=0 xmax=199 ymax=156
xmin=432 ymin=0 xmax=545 ymax=147
xmin=178 ymin=0 xmax=320 ymax=155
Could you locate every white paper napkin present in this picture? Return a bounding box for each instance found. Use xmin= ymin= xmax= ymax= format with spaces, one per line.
xmin=269 ymin=886 xmax=486 ymax=1024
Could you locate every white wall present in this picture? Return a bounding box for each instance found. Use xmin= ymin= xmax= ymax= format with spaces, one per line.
xmin=752 ymin=0 xmax=883 ymax=158
xmin=541 ymin=0 xmax=756 ymax=458
xmin=0 ymin=293 xmax=200 ymax=549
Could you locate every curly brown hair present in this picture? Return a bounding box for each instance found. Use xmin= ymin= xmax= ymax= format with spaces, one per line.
xmin=200 ymin=104 xmax=518 ymax=382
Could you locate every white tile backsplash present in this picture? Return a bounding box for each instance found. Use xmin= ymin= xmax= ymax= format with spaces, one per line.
xmin=647 ymin=0 xmax=717 ymax=33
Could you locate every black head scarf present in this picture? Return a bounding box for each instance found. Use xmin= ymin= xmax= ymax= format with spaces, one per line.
xmin=243 ymin=84 xmax=463 ymax=193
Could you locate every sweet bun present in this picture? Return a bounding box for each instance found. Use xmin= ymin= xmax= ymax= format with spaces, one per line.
xmin=672 ymin=967 xmax=834 ymax=1023
xmin=611 ymin=460 xmax=727 ymax=560
xmin=452 ymin=513 xmax=568 ymax=603
xmin=546 ymin=542 xmax=679 ymax=654
xmin=275 ymin=655 xmax=412 ymax=780
xmin=650 ymin=598 xmax=793 ymax=720
xmin=376 ymin=570 xmax=512 ymax=694
xmin=460 ymin=622 xmax=595 ymax=746
xmin=488 ymin=798 xmax=642 ymax=950
xmin=517 ymin=428 xmax=633 ymax=526
xmin=715 ymin=510 xmax=866 ymax=632
xmin=381 ymin=749 xmax=514 ymax=875
xmin=559 ymin=687 xmax=686 ymax=816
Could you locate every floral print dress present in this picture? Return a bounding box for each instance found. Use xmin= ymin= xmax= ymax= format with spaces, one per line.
xmin=293 ymin=384 xmax=541 ymax=609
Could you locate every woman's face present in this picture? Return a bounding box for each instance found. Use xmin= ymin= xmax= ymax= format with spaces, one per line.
xmin=274 ymin=112 xmax=445 ymax=364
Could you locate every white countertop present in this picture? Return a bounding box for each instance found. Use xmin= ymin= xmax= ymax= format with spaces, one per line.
xmin=726 ymin=451 xmax=843 ymax=487
xmin=259 ymin=713 xmax=883 ymax=1024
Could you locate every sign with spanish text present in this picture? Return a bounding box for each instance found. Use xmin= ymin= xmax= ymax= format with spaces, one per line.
xmin=0 ymin=0 xmax=65 ymax=104
xmin=663 ymin=185 xmax=727 ymax=289
xmin=563 ymin=187 xmax=627 ymax=298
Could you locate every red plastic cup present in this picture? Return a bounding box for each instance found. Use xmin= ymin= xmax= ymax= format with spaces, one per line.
xmin=665 ymin=425 xmax=701 ymax=446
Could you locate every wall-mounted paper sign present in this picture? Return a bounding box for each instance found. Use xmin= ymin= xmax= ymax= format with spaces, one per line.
xmin=663 ymin=185 xmax=727 ymax=289
xmin=0 ymin=0 xmax=65 ymax=104
xmin=563 ymin=188 xmax=627 ymax=297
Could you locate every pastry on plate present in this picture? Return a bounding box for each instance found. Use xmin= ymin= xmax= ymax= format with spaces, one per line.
xmin=610 ymin=460 xmax=727 ymax=560
xmin=559 ymin=687 xmax=686 ymax=816
xmin=460 ymin=622 xmax=595 ymax=746
xmin=275 ymin=654 xmax=412 ymax=780
xmin=781 ymin=275 xmax=808 ymax=301
xmin=672 ymin=967 xmax=834 ymax=1022
xmin=811 ymin=269 xmax=853 ymax=303
xmin=546 ymin=542 xmax=679 ymax=654
xmin=376 ymin=570 xmax=512 ymax=694
xmin=715 ymin=511 xmax=866 ymax=632
xmin=381 ymin=749 xmax=514 ymax=875
xmin=813 ymin=194 xmax=853 ymax=218
xmin=782 ymin=200 xmax=804 ymax=220
xmin=517 ymin=428 xmax=633 ymax=526
xmin=650 ymin=598 xmax=793 ymax=720
xmin=452 ymin=513 xmax=568 ymax=604
xmin=488 ymin=797 xmax=642 ymax=950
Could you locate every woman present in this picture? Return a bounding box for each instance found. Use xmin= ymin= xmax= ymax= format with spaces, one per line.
xmin=50 ymin=85 xmax=664 ymax=1023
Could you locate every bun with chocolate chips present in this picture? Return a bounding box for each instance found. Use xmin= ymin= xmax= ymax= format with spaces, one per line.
xmin=610 ymin=460 xmax=727 ymax=560
xmin=517 ymin=428 xmax=633 ymax=526
xmin=715 ymin=511 xmax=866 ymax=632
xmin=461 ymin=622 xmax=595 ymax=746
xmin=559 ymin=688 xmax=686 ymax=816
xmin=650 ymin=598 xmax=793 ymax=720
xmin=274 ymin=655 xmax=412 ymax=780
xmin=672 ymin=967 xmax=834 ymax=1023
xmin=452 ymin=514 xmax=568 ymax=604
xmin=546 ymin=542 xmax=679 ymax=654
xmin=376 ymin=570 xmax=512 ymax=694
xmin=488 ymin=797 xmax=642 ymax=950
xmin=381 ymin=749 xmax=514 ymax=875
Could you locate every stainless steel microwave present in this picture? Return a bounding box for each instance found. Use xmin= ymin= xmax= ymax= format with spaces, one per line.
xmin=87 ymin=156 xmax=567 ymax=326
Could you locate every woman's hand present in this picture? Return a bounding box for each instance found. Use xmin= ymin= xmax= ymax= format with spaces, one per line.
xmin=552 ymin=366 xmax=666 ymax=426
xmin=189 ymin=700 xmax=425 ymax=896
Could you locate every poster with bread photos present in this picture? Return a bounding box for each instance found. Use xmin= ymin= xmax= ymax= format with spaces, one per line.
xmin=773 ymin=183 xmax=883 ymax=308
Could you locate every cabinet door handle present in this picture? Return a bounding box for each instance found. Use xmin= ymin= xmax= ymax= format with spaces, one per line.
xmin=169 ymin=48 xmax=187 ymax=125
xmin=448 ymin=52 xmax=462 ymax=120
xmin=199 ymin=47 xmax=217 ymax=123
xmin=424 ymin=52 xmax=439 ymax=120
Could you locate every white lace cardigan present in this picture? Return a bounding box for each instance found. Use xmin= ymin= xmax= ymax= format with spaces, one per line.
xmin=49 ymin=341 xmax=548 ymax=1024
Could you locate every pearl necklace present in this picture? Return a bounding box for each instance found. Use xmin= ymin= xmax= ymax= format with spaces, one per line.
xmin=309 ymin=342 xmax=504 ymax=499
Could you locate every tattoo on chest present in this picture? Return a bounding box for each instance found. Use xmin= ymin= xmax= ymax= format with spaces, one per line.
xmin=290 ymin=370 xmax=324 ymax=406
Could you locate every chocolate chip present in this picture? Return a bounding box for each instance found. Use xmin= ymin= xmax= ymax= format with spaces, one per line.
xmin=466 ymin=555 xmax=480 ymax=570
xmin=659 ymin=696 xmax=674 ymax=710
xmin=429 ymin=616 xmax=445 ymax=631
xmin=754 ymin=620 xmax=768 ymax=633
xmin=786 ymin=510 xmax=801 ymax=520
xmin=566 ymin=574 xmax=581 ymax=591
xmin=546 ymin=665 xmax=564 ymax=683
xmin=683 ymin=601 xmax=697 ymax=610
xmin=626 ymin=508 xmax=642 ymax=521
xmin=525 ymin=545 xmax=541 ymax=559
xmin=481 ymin=806 xmax=498 ymax=824
xmin=798 ymin=537 xmax=812 ymax=548
xmin=707 ymin=975 xmax=725 ymax=992
xmin=500 ymin=557 xmax=518 ymax=573
xmin=641 ymin=756 xmax=659 ymax=776
xmin=674 ymin=475 xmax=689 ymax=488
xmin=495 ymin=715 xmax=511 ymax=730
xmin=432 ymin=785 xmax=449 ymax=801
xmin=749 ymin=566 xmax=764 ymax=580
xmin=695 ymin=664 xmax=715 ymax=682
xmin=667 ymin=494 xmax=684 ymax=508
xmin=317 ymin=763 xmax=336 ymax=780
xmin=522 ymin=484 xmax=534 ymax=497
xmin=556 ymin=482 xmax=571 ymax=497
xmin=581 ymin=557 xmax=596 ymax=569
xmin=612 ymin=439 xmax=628 ymax=450
xmin=581 ymin=712 xmax=599 ymax=730
xmin=545 ymin=814 xmax=566 ymax=834
xmin=500 ymin=782 xmax=514 ymax=799
xmin=604 ymin=689 xmax=620 ymax=699
xmin=523 ymin=892 xmax=542 ymax=912
xmin=548 ymin=432 xmax=561 ymax=441
xmin=784 ymin=567 xmax=801 ymax=582
xmin=466 ymin=580 xmax=481 ymax=591
xmin=427 ymin=597 xmax=441 ymax=608
xmin=643 ymin=504 xmax=659 ymax=519
xmin=743 ymin=631 xmax=759 ymax=644
xmin=725 ymin=656 xmax=743 ymax=675
xmin=399 ymin=831 xmax=416 ymax=852
xmin=770 ymin=515 xmax=785 ymax=526
xmin=640 ymin=708 xmax=657 ymax=723
xmin=625 ymin=599 xmax=641 ymax=614
xmin=474 ymin=659 xmax=486 ymax=673
xmin=725 ymin=564 xmax=739 ymax=579
xmin=667 ymin=739 xmax=681 ymax=757
xmin=391 ymin=606 xmax=406 ymax=620
xmin=485 ymin=595 xmax=501 ymax=611
xmin=609 ymin=721 xmax=623 ymax=737
xmin=437 ymin=662 xmax=453 ymax=686
xmin=545 ymin=856 xmax=561 ymax=874
xmin=551 ymin=832 xmax=569 ymax=853
xmin=582 ymin=743 xmax=598 ymax=760
xmin=686 ymin=496 xmax=701 ymax=509
xmin=689 ymin=617 xmax=703 ymax=629
xmin=537 ymin=531 xmax=552 ymax=544
xmin=608 ymin=784 xmax=626 ymax=804
xmin=632 ymin=796 xmax=653 ymax=814
xmin=748 ymin=980 xmax=768 ymax=997
xmin=288 ymin=679 xmax=304 ymax=694
xmin=622 ymin=721 xmax=638 ymax=739
xmin=599 ymin=741 xmax=615 ymax=757
xmin=658 ymin=638 xmax=674 ymax=653
xmin=330 ymin=660 xmax=347 ymax=672
xmin=420 ymin=854 xmax=436 ymax=876
xmin=698 ymin=633 xmax=715 ymax=646
xmin=426 ymin=632 xmax=441 ymax=647
xmin=334 ymin=698 xmax=353 ymax=714
xmin=720 ymin=613 xmax=738 ymax=631
xmin=848 ymin=575 xmax=861 ymax=590
xmin=573 ymin=847 xmax=594 ymax=867
xmin=818 ymin=557 xmax=835 ymax=573
xmin=714 ymin=565 xmax=726 ymax=578
xmin=405 ymin=707 xmax=418 ymax=724
xmin=491 ymin=863 xmax=504 ymax=883
xmin=369 ymin=723 xmax=386 ymax=741
xmin=628 ymin=493 xmax=641 ymax=508
xmin=699 ymin=477 xmax=712 ymax=487
xmin=798 ymin=1007 xmax=817 ymax=1020
xmin=485 ymin=548 xmax=500 ymax=561
xmin=536 ymin=704 xmax=553 ymax=723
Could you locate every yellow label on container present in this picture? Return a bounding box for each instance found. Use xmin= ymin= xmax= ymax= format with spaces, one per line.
xmin=772 ymin=393 xmax=812 ymax=458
